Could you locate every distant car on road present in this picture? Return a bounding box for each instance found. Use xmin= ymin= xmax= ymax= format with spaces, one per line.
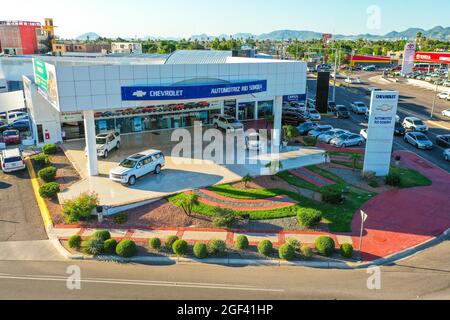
xmin=351 ymin=102 xmax=368 ymax=114
xmin=330 ymin=133 xmax=365 ymax=148
xmin=437 ymin=92 xmax=450 ymax=100
xmin=2 ymin=129 xmax=20 ymax=145
xmin=442 ymin=109 xmax=450 ymax=118
xmin=213 ymin=115 xmax=244 ymax=132
xmin=394 ymin=122 xmax=406 ymax=136
xmin=404 ymin=132 xmax=433 ymax=150
xmin=435 ymin=135 xmax=450 ymax=148
xmin=335 ymin=105 xmax=350 ymax=119
xmin=296 ymin=122 xmax=318 ymax=136
xmin=403 ymin=117 xmax=429 ymax=132
xmin=308 ymin=109 xmax=321 ymax=121
xmin=344 ymin=77 xmax=361 ymax=84
xmin=444 ymin=149 xmax=450 ymax=161
xmin=308 ymin=125 xmax=333 ymax=139
xmin=362 ymin=65 xmax=376 ymax=72
xmin=0 ymin=148 xmax=26 ymax=173
xmin=109 ymin=149 xmax=165 ymax=186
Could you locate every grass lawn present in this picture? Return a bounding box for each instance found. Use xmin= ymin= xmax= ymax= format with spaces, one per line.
xmin=208 ymin=184 xmax=278 ymax=200
xmin=389 ymin=167 xmax=432 ymax=188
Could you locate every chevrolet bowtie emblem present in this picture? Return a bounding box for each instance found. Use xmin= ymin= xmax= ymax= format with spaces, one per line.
xmin=132 ymin=90 xmax=147 ymax=98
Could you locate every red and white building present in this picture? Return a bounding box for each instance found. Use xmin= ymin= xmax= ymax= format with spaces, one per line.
xmin=0 ymin=20 xmax=43 ymax=55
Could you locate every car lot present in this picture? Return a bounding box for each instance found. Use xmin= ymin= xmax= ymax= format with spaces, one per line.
xmin=307 ymin=72 xmax=450 ymax=172
xmin=0 ymin=167 xmax=47 ymax=242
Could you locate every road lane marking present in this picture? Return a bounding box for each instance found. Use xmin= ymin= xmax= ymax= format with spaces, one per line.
xmin=0 ymin=273 xmax=285 ymax=292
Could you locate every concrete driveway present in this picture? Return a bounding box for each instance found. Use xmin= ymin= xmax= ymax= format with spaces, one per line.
xmin=0 ymin=169 xmax=47 ymax=241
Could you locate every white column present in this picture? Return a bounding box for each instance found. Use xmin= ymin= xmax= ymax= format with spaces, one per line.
xmin=83 ymin=110 xmax=99 ymax=176
xmin=272 ymin=96 xmax=283 ymax=152
xmin=219 ymin=100 xmax=225 ymax=115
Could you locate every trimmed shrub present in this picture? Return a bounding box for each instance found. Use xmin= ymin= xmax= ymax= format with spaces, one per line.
xmin=258 ymin=240 xmax=273 ymax=257
xmin=235 ymin=235 xmax=249 ymax=250
xmin=165 ymin=235 xmax=179 ymax=249
xmin=301 ymin=246 xmax=313 ymax=260
xmin=81 ymin=237 xmax=104 ymax=255
xmin=320 ymin=186 xmax=343 ymax=204
xmin=286 ymin=238 xmax=301 ymax=251
xmin=116 ymin=240 xmax=137 ymax=258
xmin=297 ymin=208 xmax=322 ymax=228
xmin=368 ymin=178 xmax=379 ymax=188
xmin=38 ymin=166 xmax=57 ymax=182
xmin=279 ymin=243 xmax=296 ymax=261
xmin=212 ymin=208 xmax=237 ymax=228
xmin=315 ymin=236 xmax=336 ymax=257
xmin=62 ymin=193 xmax=98 ymax=223
xmin=68 ymin=235 xmax=82 ymax=249
xmin=303 ymin=136 xmax=317 ymax=146
xmin=207 ymin=239 xmax=227 ymax=256
xmin=149 ymin=237 xmax=162 ymax=250
xmin=103 ymin=239 xmax=118 ymax=255
xmin=42 ymin=144 xmax=58 ymax=155
xmin=340 ymin=243 xmax=354 ymax=258
xmin=93 ymin=230 xmax=111 ymax=241
xmin=193 ymin=243 xmax=208 ymax=259
xmin=39 ymin=182 xmax=60 ymax=199
xmin=386 ymin=172 xmax=401 ymax=187
xmin=172 ymin=239 xmax=188 ymax=256
xmin=33 ymin=154 xmax=50 ymax=166
xmin=113 ymin=213 xmax=128 ymax=224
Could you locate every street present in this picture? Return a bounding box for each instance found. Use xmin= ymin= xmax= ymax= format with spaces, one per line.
xmin=0 ymin=238 xmax=448 ymax=300
xmin=307 ymin=71 xmax=450 ymax=172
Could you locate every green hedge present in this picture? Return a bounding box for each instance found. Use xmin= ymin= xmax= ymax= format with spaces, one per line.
xmin=42 ymin=144 xmax=58 ymax=155
xmin=297 ymin=208 xmax=322 ymax=228
xmin=258 ymin=240 xmax=273 ymax=256
xmin=235 ymin=235 xmax=249 ymax=250
xmin=207 ymin=239 xmax=227 ymax=256
xmin=279 ymin=243 xmax=296 ymax=261
xmin=116 ymin=240 xmax=137 ymax=258
xmin=103 ymin=239 xmax=118 ymax=255
xmin=193 ymin=243 xmax=208 ymax=259
xmin=38 ymin=166 xmax=57 ymax=182
xmin=340 ymin=243 xmax=354 ymax=258
xmin=320 ymin=185 xmax=343 ymax=204
xmin=33 ymin=154 xmax=50 ymax=166
xmin=62 ymin=193 xmax=98 ymax=223
xmin=315 ymin=236 xmax=336 ymax=257
xmin=81 ymin=238 xmax=104 ymax=255
xmin=172 ymin=239 xmax=188 ymax=256
xmin=386 ymin=172 xmax=401 ymax=187
xmin=149 ymin=237 xmax=162 ymax=250
xmin=303 ymin=136 xmax=318 ymax=146
xmin=68 ymin=235 xmax=82 ymax=249
xmin=39 ymin=182 xmax=60 ymax=199
xmin=301 ymin=246 xmax=313 ymax=260
xmin=165 ymin=236 xmax=179 ymax=249
xmin=93 ymin=230 xmax=111 ymax=241
xmin=113 ymin=213 xmax=128 ymax=224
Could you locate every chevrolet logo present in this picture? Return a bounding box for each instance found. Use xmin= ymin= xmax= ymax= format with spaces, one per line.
xmin=376 ymin=104 xmax=393 ymax=112
xmin=132 ymin=90 xmax=147 ymax=98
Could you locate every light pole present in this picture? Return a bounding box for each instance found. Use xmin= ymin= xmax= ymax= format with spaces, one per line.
xmin=332 ymin=46 xmax=341 ymax=102
xmin=359 ymin=210 xmax=368 ymax=262
xmin=430 ymin=82 xmax=438 ymax=119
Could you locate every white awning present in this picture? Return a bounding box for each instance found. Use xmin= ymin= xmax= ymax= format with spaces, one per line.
xmin=0 ymin=90 xmax=25 ymax=113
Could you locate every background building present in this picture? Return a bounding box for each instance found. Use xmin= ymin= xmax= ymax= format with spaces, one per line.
xmin=111 ymin=42 xmax=142 ymax=54
xmin=0 ymin=20 xmax=42 ymax=55
xmin=52 ymin=42 xmax=111 ymax=55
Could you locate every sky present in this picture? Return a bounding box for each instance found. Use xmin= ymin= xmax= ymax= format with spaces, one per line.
xmin=4 ymin=0 xmax=450 ymax=39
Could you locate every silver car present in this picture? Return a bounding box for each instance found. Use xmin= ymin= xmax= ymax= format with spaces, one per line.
xmin=444 ymin=149 xmax=450 ymax=161
xmin=330 ymin=133 xmax=365 ymax=148
xmin=318 ymin=129 xmax=349 ymax=144
xmin=351 ymin=102 xmax=368 ymax=114
xmin=404 ymin=132 xmax=433 ymax=150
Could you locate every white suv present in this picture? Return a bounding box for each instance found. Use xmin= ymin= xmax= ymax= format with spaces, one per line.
xmin=86 ymin=131 xmax=121 ymax=158
xmin=403 ymin=117 xmax=429 ymax=133
xmin=1 ymin=148 xmax=26 ymax=173
xmin=213 ymin=115 xmax=244 ymax=132
xmin=109 ymin=149 xmax=165 ymax=186
xmin=351 ymin=102 xmax=368 ymax=114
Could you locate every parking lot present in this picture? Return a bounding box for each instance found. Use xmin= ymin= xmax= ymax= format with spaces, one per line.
xmin=0 ymin=168 xmax=47 ymax=242
xmin=307 ymin=71 xmax=450 ymax=172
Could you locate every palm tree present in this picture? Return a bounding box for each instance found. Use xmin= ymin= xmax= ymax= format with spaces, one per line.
xmin=177 ymin=193 xmax=199 ymax=217
xmin=265 ymin=160 xmax=284 ymax=176
xmin=242 ymin=174 xmax=254 ymax=188
xmin=350 ymin=153 xmax=362 ymax=171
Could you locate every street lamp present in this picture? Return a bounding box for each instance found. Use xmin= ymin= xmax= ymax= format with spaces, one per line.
xmin=430 ymin=82 xmax=438 ymax=119
xmin=359 ymin=210 xmax=368 ymax=262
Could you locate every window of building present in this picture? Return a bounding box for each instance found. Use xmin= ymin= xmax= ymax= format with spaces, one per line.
xmin=257 ymin=100 xmax=274 ymax=119
xmin=224 ymin=100 xmax=237 ymax=118
xmin=238 ymin=102 xmax=256 ymax=121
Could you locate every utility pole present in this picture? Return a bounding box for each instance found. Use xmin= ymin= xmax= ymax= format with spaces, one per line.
xmin=332 ymin=46 xmax=341 ymax=102
xmin=430 ymin=82 xmax=438 ymax=119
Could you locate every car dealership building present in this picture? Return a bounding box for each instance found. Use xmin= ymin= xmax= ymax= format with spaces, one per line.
xmin=0 ymin=50 xmax=307 ymax=176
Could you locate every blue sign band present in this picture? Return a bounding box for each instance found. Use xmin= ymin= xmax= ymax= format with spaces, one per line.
xmin=283 ymin=94 xmax=307 ymax=103
xmin=122 ymin=80 xmax=267 ymax=101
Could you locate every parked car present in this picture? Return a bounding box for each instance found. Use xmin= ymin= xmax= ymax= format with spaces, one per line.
xmin=362 ymin=65 xmax=376 ymax=71
xmin=245 ymin=132 xmax=265 ymax=151
xmin=437 ymin=92 xmax=450 ymax=100
xmin=330 ymin=133 xmax=365 ymax=148
xmin=403 ymin=117 xmax=428 ymax=132
xmin=404 ymin=132 xmax=433 ymax=150
xmin=335 ymin=105 xmax=350 ymax=119
xmin=212 ymin=115 xmax=244 ymax=132
xmin=394 ymin=122 xmax=406 ymax=136
xmin=306 ymin=98 xmax=316 ymax=109
xmin=308 ymin=125 xmax=334 ymax=138
xmin=2 ymin=130 xmax=20 ymax=145
xmin=8 ymin=119 xmax=30 ymax=132
xmin=296 ymin=121 xmax=318 ymax=136
xmin=109 ymin=149 xmax=165 ymax=186
xmin=308 ymin=109 xmax=321 ymax=121
xmin=344 ymin=77 xmax=361 ymax=84
xmin=93 ymin=131 xmax=121 ymax=158
xmin=444 ymin=149 xmax=450 ymax=161
xmin=0 ymin=120 xmax=9 ymax=132
xmin=328 ymin=101 xmax=337 ymax=113
xmin=435 ymin=135 xmax=450 ymax=148
xmin=351 ymin=102 xmax=368 ymax=114
xmin=282 ymin=111 xmax=309 ymax=126
xmin=4 ymin=112 xmax=28 ymax=124
xmin=442 ymin=109 xmax=450 ymax=118
xmin=360 ymin=129 xmax=368 ymax=140
xmin=0 ymin=148 xmax=26 ymax=173
xmin=318 ymin=129 xmax=349 ymax=144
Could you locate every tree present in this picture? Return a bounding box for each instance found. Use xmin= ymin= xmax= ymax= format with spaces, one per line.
xmin=282 ymin=125 xmax=299 ymax=144
xmin=265 ymin=160 xmax=284 ymax=176
xmin=350 ymin=153 xmax=362 ymax=171
xmin=242 ymin=174 xmax=254 ymax=188
xmin=177 ymin=193 xmax=199 ymax=217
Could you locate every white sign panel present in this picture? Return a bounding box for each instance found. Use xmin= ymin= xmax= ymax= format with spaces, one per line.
xmin=363 ymin=91 xmax=399 ymax=176
xmin=401 ymin=42 xmax=416 ymax=76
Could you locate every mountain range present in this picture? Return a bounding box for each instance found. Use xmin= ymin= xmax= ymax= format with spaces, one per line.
xmin=76 ymin=26 xmax=450 ymax=42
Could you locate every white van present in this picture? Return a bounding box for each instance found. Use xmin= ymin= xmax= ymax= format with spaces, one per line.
xmin=109 ymin=149 xmax=165 ymax=186
xmin=0 ymin=148 xmax=26 ymax=173
xmin=5 ymin=112 xmax=28 ymax=124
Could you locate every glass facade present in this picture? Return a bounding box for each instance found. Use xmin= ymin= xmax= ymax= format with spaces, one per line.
xmin=257 ymin=100 xmax=274 ymax=119
xmin=224 ymin=100 xmax=237 ymax=118
xmin=238 ymin=102 xmax=256 ymax=121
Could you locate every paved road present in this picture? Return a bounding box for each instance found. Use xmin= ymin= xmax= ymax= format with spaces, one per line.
xmin=307 ymin=72 xmax=450 ymax=172
xmin=0 ymin=237 xmax=448 ymax=300
xmin=0 ymin=169 xmax=47 ymax=241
